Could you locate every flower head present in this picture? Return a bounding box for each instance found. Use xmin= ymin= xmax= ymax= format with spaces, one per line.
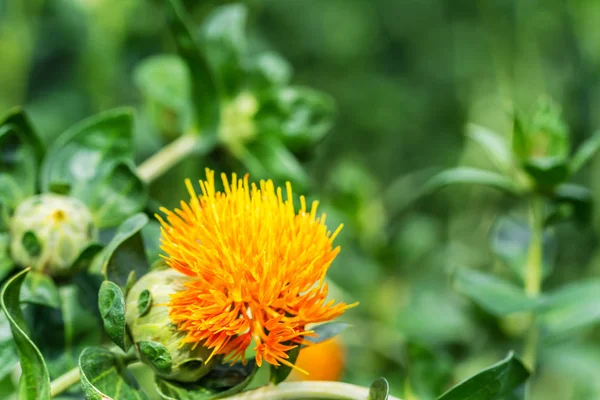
xmin=10 ymin=193 xmax=96 ymax=275
xmin=157 ymin=169 xmax=355 ymax=371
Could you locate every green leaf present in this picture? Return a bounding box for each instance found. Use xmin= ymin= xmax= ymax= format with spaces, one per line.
xmin=490 ymin=217 xmax=556 ymax=281
xmin=241 ymin=136 xmax=309 ymax=190
xmin=199 ymin=3 xmax=247 ymax=94
xmin=512 ymin=113 xmax=528 ymax=162
xmin=466 ymin=124 xmax=513 ymax=172
xmin=258 ymin=87 xmax=336 ymax=151
xmin=0 ymin=107 xmax=44 ymax=163
xmin=98 ymin=281 xmax=130 ymax=352
xmin=0 ymin=312 xmax=18 ymax=381
xmin=79 ymin=346 xmax=148 ymax=400
xmin=304 ymin=322 xmax=350 ymax=345
xmin=134 ymin=55 xmax=192 ymax=137
xmin=453 ymin=268 xmax=537 ymax=316
xmin=137 ymin=289 xmax=152 ymax=317
xmin=369 ymin=378 xmax=390 ymax=400
xmin=0 ymin=108 xmax=44 ymax=207
xmin=41 ymin=108 xmax=135 ymax=191
xmin=0 ymin=123 xmax=38 ymax=207
xmin=248 ymin=52 xmax=292 ymax=90
xmin=91 ymin=213 xmax=149 ymax=289
xmin=551 ymin=183 xmax=593 ymax=224
xmin=538 ymin=279 xmax=600 ymax=337
xmin=20 ymin=270 xmax=61 ymax=309
xmin=523 ymin=157 xmax=569 ymax=188
xmin=0 ymin=233 xmax=13 ymax=282
xmin=571 ymin=131 xmax=600 ymax=173
xmin=138 ymin=341 xmax=172 ymax=375
xmin=73 ymin=160 xmax=148 ymax=228
xmin=41 ymin=109 xmax=146 ymax=227
xmin=270 ymin=345 xmax=300 ymax=384
xmin=70 ymin=243 xmax=104 ymax=274
xmin=166 ymin=0 xmax=220 ymax=143
xmin=436 ymin=352 xmax=529 ymax=400
xmin=155 ymin=360 xmax=257 ymax=400
xmin=0 ymin=269 xmax=51 ymax=399
xmin=422 ymin=167 xmax=521 ymax=197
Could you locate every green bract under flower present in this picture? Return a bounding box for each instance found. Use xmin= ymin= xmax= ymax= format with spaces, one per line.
xmin=9 ymin=193 xmax=96 ymax=275
xmin=125 ymin=268 xmax=217 ymax=383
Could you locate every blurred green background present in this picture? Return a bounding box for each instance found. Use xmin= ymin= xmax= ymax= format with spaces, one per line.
xmin=3 ymin=0 xmax=600 ymax=398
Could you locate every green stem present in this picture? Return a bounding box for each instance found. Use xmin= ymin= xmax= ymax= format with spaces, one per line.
xmin=50 ymin=351 xmax=138 ymax=397
xmin=49 ymin=366 xmax=80 ymax=398
xmin=137 ymin=133 xmax=202 ymax=183
xmin=523 ymin=196 xmax=543 ymax=372
xmin=223 ymin=381 xmax=402 ymax=400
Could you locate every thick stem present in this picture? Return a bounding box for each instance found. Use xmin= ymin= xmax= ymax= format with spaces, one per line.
xmin=49 ymin=366 xmax=80 ymax=398
xmin=50 ymin=352 xmax=139 ymax=397
xmin=523 ymin=196 xmax=543 ymax=373
xmin=137 ymin=134 xmax=201 ymax=183
xmin=223 ymin=381 xmax=402 ymax=400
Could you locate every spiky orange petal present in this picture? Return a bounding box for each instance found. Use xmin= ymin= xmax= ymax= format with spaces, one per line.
xmin=157 ymin=169 xmax=356 ymax=369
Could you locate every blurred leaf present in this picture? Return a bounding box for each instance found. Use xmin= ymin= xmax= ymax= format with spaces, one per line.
xmin=166 ymin=0 xmax=220 ymax=143
xmin=0 ymin=107 xmax=44 ymax=163
xmin=523 ymin=157 xmax=569 ymax=188
xmin=73 ymin=160 xmax=148 ymax=228
xmin=0 ymin=269 xmax=51 ymax=399
xmin=135 ymin=55 xmax=191 ymax=112
xmin=56 ymin=281 xmax=103 ymax=375
xmin=0 ymin=312 xmax=18 ymax=381
xmin=422 ymin=167 xmax=521 ymax=197
xmin=79 ymin=346 xmax=148 ymax=399
xmin=0 ymin=108 xmax=43 ymax=210
xmin=248 ymin=52 xmax=292 ymax=90
xmin=490 ymin=217 xmax=556 ymax=281
xmin=138 ymin=341 xmax=172 ymax=375
xmin=200 ymin=3 xmax=247 ymax=94
xmin=0 ymin=124 xmax=37 ymax=207
xmin=436 ymin=352 xmax=529 ymax=400
xmin=70 ymin=243 xmax=104 ymax=275
xmin=466 ymin=124 xmax=512 ymax=172
xmin=98 ymin=281 xmax=130 ymax=353
xmin=538 ymin=279 xmax=600 ymax=338
xmin=551 ymin=183 xmax=592 ymax=224
xmin=258 ymin=86 xmax=336 ymax=151
xmin=41 ymin=107 xmax=134 ymax=192
xmin=304 ymin=322 xmax=350 ymax=345
xmin=571 ymin=131 xmax=600 ymax=173
xmin=155 ymin=360 xmax=257 ymax=400
xmin=242 ymin=136 xmax=309 ymax=190
xmin=91 ymin=213 xmax=149 ymax=289
xmin=0 ymin=233 xmax=14 ymax=281
xmin=512 ymin=113 xmax=528 ymax=162
xmin=134 ymin=55 xmax=192 ymax=137
xmin=20 ymin=270 xmax=60 ymax=309
xmin=270 ymin=345 xmax=300 ymax=384
xmin=453 ymin=268 xmax=537 ymax=316
xmin=369 ymin=378 xmax=390 ymax=400
xmin=141 ymin=220 xmax=163 ymax=265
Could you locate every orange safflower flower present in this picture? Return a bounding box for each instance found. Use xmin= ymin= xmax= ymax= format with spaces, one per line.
xmin=156 ymin=169 xmax=356 ymax=371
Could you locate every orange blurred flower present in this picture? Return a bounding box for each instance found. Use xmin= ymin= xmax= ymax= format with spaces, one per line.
xmin=293 ymin=337 xmax=346 ymax=381
xmin=157 ymin=169 xmax=356 ymax=371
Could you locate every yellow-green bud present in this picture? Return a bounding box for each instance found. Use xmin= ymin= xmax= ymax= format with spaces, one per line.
xmin=125 ymin=268 xmax=218 ymax=382
xmin=9 ymin=194 xmax=96 ymax=275
xmin=219 ymin=92 xmax=259 ymax=152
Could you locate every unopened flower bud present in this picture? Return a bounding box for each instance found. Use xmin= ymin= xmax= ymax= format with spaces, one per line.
xmin=10 ymin=194 xmax=96 ymax=275
xmin=125 ymin=268 xmax=218 ymax=382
